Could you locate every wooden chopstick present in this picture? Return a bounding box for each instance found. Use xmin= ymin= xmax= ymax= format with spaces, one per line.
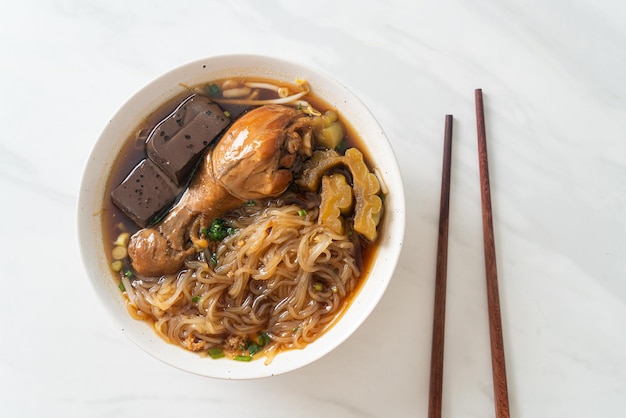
xmin=475 ymin=89 xmax=511 ymax=418
xmin=428 ymin=114 xmax=454 ymax=418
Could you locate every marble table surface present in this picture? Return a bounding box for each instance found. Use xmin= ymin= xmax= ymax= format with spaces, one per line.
xmin=1 ymin=0 xmax=625 ymax=417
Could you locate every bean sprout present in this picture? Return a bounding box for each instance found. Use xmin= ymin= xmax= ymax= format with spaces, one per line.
xmin=243 ymin=81 xmax=281 ymax=91
xmin=374 ymin=166 xmax=389 ymax=195
xmin=222 ymin=87 xmax=252 ymax=98
xmin=211 ymin=89 xmax=311 ymax=106
xmin=295 ymin=100 xmax=321 ymax=116
xmin=208 ymin=79 xmax=321 ymax=115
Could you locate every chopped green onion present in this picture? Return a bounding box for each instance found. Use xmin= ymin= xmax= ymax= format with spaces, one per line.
xmin=207 ymin=83 xmax=221 ymax=96
xmin=248 ymin=343 xmax=259 ymax=356
xmin=209 ymin=252 xmax=218 ymax=266
xmin=313 ymin=283 xmax=323 ymax=291
xmin=298 ymin=209 xmax=307 ymax=217
xmin=234 ymin=355 xmax=252 ymax=362
xmin=206 ymin=218 xmax=236 ymax=241
xmin=192 ymin=296 xmax=201 ymax=303
xmin=258 ymin=332 xmax=271 ymax=347
xmin=223 ymin=110 xmax=231 ymax=118
xmin=118 ymin=282 xmax=125 ymax=292
xmin=292 ymin=326 xmax=300 ymax=334
xmin=245 ymin=200 xmax=256 ymax=206
xmin=208 ymin=348 xmax=225 ymax=359
xmin=124 ymin=270 xmax=133 ymax=279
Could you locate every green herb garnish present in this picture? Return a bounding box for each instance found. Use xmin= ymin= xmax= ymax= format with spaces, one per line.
xmin=248 ymin=343 xmax=259 ymax=356
xmin=234 ymin=355 xmax=252 ymax=362
xmin=207 ymin=83 xmax=221 ymax=96
xmin=258 ymin=332 xmax=271 ymax=347
xmin=204 ymin=218 xmax=236 ymax=241
xmin=208 ymin=348 xmax=225 ymax=359
xmin=209 ymin=252 xmax=218 ymax=266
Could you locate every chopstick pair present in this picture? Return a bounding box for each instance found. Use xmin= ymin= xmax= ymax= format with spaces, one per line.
xmin=427 ymin=90 xmax=510 ymax=418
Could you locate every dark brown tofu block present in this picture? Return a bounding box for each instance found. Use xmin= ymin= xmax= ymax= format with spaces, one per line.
xmin=146 ymin=94 xmax=230 ymax=186
xmin=111 ymin=159 xmax=180 ymax=228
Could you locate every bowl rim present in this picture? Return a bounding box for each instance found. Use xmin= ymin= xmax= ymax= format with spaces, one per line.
xmin=77 ymin=54 xmax=406 ymax=379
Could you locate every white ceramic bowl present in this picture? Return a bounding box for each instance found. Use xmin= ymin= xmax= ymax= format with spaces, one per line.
xmin=78 ymin=55 xmax=405 ymax=379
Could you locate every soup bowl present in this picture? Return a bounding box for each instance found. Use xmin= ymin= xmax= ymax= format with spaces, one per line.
xmin=77 ymin=54 xmax=405 ymax=379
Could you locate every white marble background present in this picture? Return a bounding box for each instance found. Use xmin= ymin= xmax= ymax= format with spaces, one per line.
xmin=1 ymin=0 xmax=625 ymax=417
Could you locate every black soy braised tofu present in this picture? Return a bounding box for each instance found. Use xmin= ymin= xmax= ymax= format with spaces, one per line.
xmin=111 ymin=159 xmax=180 ymax=228
xmin=146 ymin=94 xmax=230 ymax=186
